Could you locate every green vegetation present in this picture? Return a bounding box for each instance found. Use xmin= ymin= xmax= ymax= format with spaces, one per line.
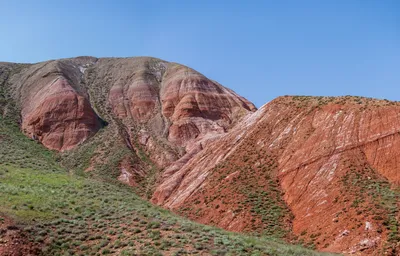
xmin=340 ymin=162 xmax=400 ymax=253
xmin=201 ymin=149 xmax=294 ymax=239
xmin=60 ymin=125 xmax=126 ymax=178
xmin=0 ymin=116 xmax=336 ymax=255
xmin=289 ymin=95 xmax=400 ymax=109
xmin=0 ymin=63 xmax=28 ymax=120
xmin=60 ymin=123 xmax=162 ymax=199
xmin=0 ymin=117 xmax=59 ymax=171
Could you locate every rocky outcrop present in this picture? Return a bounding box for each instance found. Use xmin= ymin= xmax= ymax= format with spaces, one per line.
xmin=159 ymin=63 xmax=255 ymax=150
xmin=152 ymin=96 xmax=400 ymax=255
xmin=2 ymin=58 xmax=102 ymax=151
xmin=22 ymin=76 xmax=101 ymax=151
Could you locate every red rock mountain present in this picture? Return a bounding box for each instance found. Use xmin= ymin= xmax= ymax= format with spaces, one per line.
xmin=153 ymin=96 xmax=400 ymax=255
xmin=1 ymin=57 xmax=399 ymax=255
xmin=0 ymin=57 xmax=256 ymax=186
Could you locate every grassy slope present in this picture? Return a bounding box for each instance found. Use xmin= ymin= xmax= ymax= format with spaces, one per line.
xmin=0 ymin=117 xmax=337 ymax=256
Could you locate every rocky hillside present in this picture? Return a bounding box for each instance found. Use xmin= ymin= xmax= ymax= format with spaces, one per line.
xmin=153 ymin=96 xmax=400 ymax=255
xmin=0 ymin=57 xmax=256 ymax=196
xmin=1 ymin=57 xmax=399 ymax=255
xmin=0 ymin=113 xmax=327 ymax=256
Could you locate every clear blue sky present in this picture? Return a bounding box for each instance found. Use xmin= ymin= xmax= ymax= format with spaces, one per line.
xmin=1 ymin=0 xmax=399 ymax=107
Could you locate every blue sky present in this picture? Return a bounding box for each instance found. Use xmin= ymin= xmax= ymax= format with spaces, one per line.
xmin=1 ymin=0 xmax=399 ymax=107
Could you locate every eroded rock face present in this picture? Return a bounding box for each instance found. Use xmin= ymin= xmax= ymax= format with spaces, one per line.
xmin=4 ymin=57 xmax=255 ymax=157
xmin=160 ymin=64 xmax=256 ymax=150
xmin=101 ymin=58 xmax=256 ymax=168
xmin=0 ymin=58 xmax=102 ymax=151
xmin=152 ymin=96 xmax=400 ymax=255
xmin=22 ymin=77 xmax=101 ymax=151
